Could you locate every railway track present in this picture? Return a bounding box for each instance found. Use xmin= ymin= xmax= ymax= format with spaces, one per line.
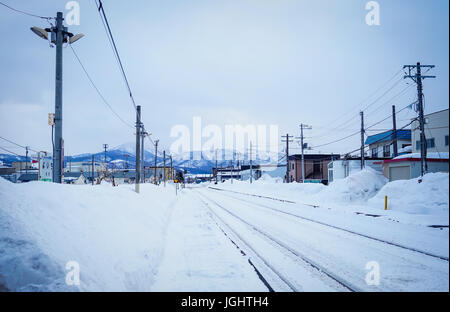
xmin=207 ymin=187 xmax=449 ymax=262
xmin=196 ymin=190 xmax=360 ymax=292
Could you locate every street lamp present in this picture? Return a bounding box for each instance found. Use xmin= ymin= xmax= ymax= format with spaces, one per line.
xmin=31 ymin=12 xmax=84 ymax=184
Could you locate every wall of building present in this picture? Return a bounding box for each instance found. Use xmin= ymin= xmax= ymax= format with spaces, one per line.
xmin=412 ymin=109 xmax=449 ymax=154
xmin=369 ymin=139 xmax=411 ymax=158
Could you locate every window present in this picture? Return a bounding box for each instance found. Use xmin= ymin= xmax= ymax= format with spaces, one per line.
xmin=383 ymin=145 xmax=390 ymax=158
xmin=292 ymin=163 xmax=295 ymax=170
xmin=371 ymin=147 xmax=378 ymax=158
xmin=416 ymin=138 xmax=436 ymax=150
xmin=445 ymin=135 xmax=449 ymax=146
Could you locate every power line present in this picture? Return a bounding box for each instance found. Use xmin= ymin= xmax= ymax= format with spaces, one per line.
xmin=310 ymin=102 xmax=415 ymax=150
xmin=69 ymin=44 xmax=135 ymax=129
xmin=0 ymin=1 xmax=54 ymax=20
xmin=95 ymin=0 xmax=138 ymax=112
xmin=0 ymin=146 xmax=22 ymax=156
xmin=310 ymin=69 xmax=404 ymax=139
xmin=0 ymin=136 xmax=38 ymax=153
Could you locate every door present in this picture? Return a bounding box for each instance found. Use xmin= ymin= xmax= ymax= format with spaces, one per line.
xmin=389 ymin=166 xmax=410 ymax=181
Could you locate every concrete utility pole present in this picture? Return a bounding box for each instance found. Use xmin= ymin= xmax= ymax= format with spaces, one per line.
xmin=215 ymin=149 xmax=218 ymax=183
xmin=91 ymin=154 xmax=94 ymax=186
xmin=249 ymin=141 xmax=253 ymax=184
xmin=154 ymin=140 xmax=159 ymax=185
xmin=404 ymin=63 xmax=436 ymax=176
xmin=140 ymin=132 xmax=147 ymax=183
xmin=135 ymin=106 xmax=141 ymax=193
xmin=392 ymin=105 xmax=398 ymax=158
xmin=25 ymin=146 xmax=29 ymax=174
xmin=298 ymin=124 xmax=312 ymax=183
xmin=103 ymin=144 xmax=108 ymax=170
xmin=170 ymin=155 xmax=173 ymax=180
xmin=30 ymin=12 xmax=84 ymax=183
xmin=281 ymin=134 xmax=293 ymax=183
xmin=230 ymin=159 xmax=233 ymax=184
xmin=163 ymin=150 xmax=166 ymax=187
xmin=360 ymin=111 xmax=365 ymax=170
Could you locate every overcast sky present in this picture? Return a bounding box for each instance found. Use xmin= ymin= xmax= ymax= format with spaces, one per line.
xmin=0 ymin=0 xmax=448 ymax=157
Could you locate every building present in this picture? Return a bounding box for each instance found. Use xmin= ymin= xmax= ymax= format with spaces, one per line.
xmin=365 ymin=130 xmax=411 ymax=158
xmin=11 ymin=161 xmax=30 ymax=172
xmin=288 ymin=154 xmax=339 ymax=184
xmin=328 ymin=157 xmax=385 ymax=183
xmin=412 ymin=108 xmax=449 ymax=154
xmin=383 ymin=153 xmax=449 ymax=181
xmin=65 ymin=161 xmax=106 ymax=173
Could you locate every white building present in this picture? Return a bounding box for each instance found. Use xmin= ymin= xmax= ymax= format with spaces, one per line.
xmin=328 ymin=158 xmax=384 ymax=183
xmin=412 ymin=108 xmax=449 ymax=154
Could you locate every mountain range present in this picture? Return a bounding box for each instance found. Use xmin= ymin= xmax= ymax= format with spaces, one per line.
xmin=0 ymin=142 xmax=285 ymax=174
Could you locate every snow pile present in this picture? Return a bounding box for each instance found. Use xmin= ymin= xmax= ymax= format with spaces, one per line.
xmin=0 ymin=178 xmax=176 ymax=291
xmin=255 ymin=173 xmax=283 ymax=184
xmin=321 ymin=168 xmax=388 ymax=204
xmin=368 ymin=172 xmax=449 ymax=215
xmin=393 ymin=152 xmax=449 ymax=160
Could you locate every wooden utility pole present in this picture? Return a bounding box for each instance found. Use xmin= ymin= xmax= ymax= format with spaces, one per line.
xmin=154 ymin=140 xmax=159 ymax=185
xmin=281 ymin=134 xmax=293 ymax=183
xmin=135 ymin=106 xmax=141 ymax=193
xmin=392 ymin=105 xmax=398 ymax=158
xmin=360 ymin=111 xmax=365 ymax=170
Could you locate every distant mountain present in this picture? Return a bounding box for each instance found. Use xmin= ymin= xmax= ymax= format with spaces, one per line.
xmin=0 ymin=142 xmax=285 ymax=174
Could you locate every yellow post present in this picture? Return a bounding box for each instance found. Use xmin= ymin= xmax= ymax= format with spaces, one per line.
xmin=385 ymin=196 xmax=388 ymax=210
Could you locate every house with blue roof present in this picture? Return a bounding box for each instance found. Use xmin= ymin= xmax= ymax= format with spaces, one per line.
xmin=365 ymin=129 xmax=412 ymax=158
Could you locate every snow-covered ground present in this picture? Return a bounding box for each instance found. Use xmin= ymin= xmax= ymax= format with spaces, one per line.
xmin=0 ymin=168 xmax=448 ymax=292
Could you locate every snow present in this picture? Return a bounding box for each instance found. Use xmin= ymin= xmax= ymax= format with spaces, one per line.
xmin=0 ymin=179 xmax=176 ymax=291
xmin=393 ymin=152 xmax=449 ymax=160
xmin=1 ymin=165 xmax=448 ymax=292
xmin=368 ymin=172 xmax=449 ymax=215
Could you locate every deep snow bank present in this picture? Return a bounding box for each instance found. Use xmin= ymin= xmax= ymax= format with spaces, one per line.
xmin=0 ymin=178 xmax=176 ymax=291
xmin=219 ymin=168 xmax=387 ymax=205
xmin=368 ymin=172 xmax=449 ymax=215
xmin=216 ymin=169 xmax=449 ymax=217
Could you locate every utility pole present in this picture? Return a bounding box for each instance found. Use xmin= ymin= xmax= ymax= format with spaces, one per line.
xmin=103 ymin=144 xmax=108 ymax=171
xmin=30 ymin=12 xmax=84 ymax=183
xmin=25 ymin=146 xmax=29 ymax=174
xmin=215 ymin=149 xmax=218 ymax=183
xmin=154 ymin=140 xmax=159 ymax=185
xmin=163 ymin=150 xmax=166 ymax=187
xmin=140 ymin=132 xmax=147 ymax=183
xmin=91 ymin=154 xmax=94 ymax=186
xmin=249 ymin=141 xmax=253 ymax=184
xmin=125 ymin=154 xmax=129 ymax=169
xmin=392 ymin=105 xmax=398 ymax=158
xmin=170 ymin=155 xmax=173 ymax=181
xmin=230 ymin=159 xmax=233 ymax=184
xmin=404 ymin=63 xmax=436 ymax=176
xmin=135 ymin=106 xmax=141 ymax=193
xmin=360 ymin=111 xmax=365 ymax=169
xmin=281 ymin=134 xmax=293 ymax=183
xmin=298 ymin=124 xmax=312 ymax=183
